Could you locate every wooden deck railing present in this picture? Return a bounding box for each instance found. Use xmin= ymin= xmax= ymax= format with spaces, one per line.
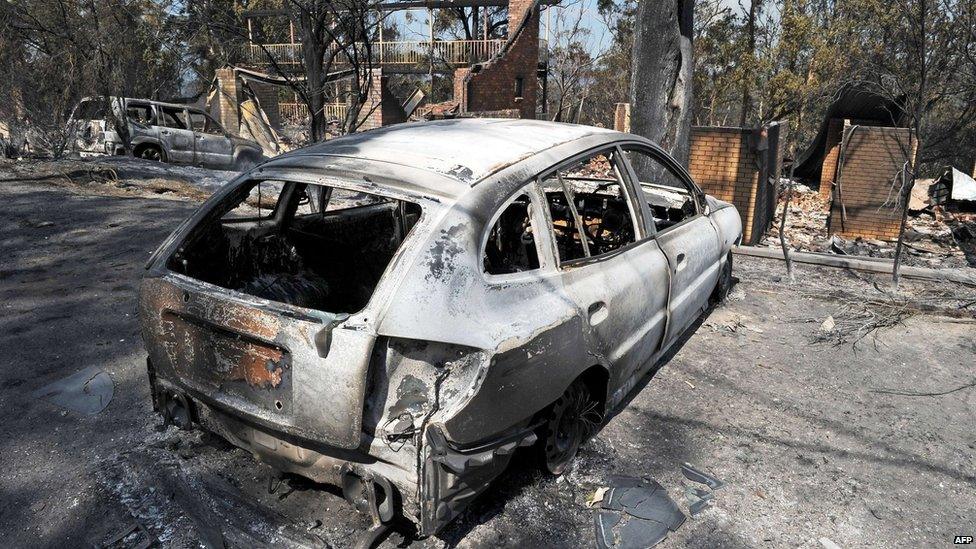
xmin=246 ymin=39 xmax=548 ymax=67
xmin=279 ymin=102 xmax=348 ymax=121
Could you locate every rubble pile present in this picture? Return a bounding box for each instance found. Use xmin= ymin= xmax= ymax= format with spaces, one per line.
xmin=763 ymin=179 xmax=976 ymax=270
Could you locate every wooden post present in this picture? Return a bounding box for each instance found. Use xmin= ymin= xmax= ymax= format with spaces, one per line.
xmin=247 ymin=18 xmax=253 ymax=42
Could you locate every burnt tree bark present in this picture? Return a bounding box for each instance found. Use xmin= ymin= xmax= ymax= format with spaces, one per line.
xmin=629 ymin=0 xmax=693 ymax=166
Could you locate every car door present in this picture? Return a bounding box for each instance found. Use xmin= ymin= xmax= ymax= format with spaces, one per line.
xmin=538 ymin=146 xmax=670 ymax=390
xmin=620 ymin=145 xmax=722 ymax=346
xmin=188 ymin=109 xmax=234 ymax=169
xmin=155 ymin=105 xmax=194 ymax=164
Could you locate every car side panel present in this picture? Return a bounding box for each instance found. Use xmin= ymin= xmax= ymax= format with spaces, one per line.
xmin=554 ymin=240 xmax=670 ymax=396
xmin=656 ymin=216 xmax=722 ymax=344
xmin=376 ymin=169 xmax=610 ymax=446
xmin=194 ymin=132 xmax=234 ymax=169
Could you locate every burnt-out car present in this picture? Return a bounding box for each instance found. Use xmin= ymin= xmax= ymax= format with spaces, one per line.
xmin=70 ymin=96 xmax=264 ymax=170
xmin=139 ymin=119 xmax=741 ymax=536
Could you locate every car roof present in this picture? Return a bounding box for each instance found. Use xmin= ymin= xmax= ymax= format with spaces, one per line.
xmin=274 ymin=119 xmax=621 ymax=186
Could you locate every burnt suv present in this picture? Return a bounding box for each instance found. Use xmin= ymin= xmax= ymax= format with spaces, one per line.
xmin=139 ymin=119 xmax=741 ymax=536
xmin=70 ymin=96 xmax=264 ymax=170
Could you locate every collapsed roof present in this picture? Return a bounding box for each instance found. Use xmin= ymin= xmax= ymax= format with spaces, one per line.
xmin=793 ymin=85 xmax=908 ymax=183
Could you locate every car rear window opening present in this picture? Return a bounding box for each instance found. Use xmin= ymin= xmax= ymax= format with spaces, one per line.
xmin=168 ymin=180 xmax=422 ymax=314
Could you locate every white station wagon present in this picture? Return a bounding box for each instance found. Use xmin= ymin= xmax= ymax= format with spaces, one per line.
xmin=139 ymin=119 xmax=742 ymax=538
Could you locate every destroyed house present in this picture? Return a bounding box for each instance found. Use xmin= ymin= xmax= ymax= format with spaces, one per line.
xmin=214 ymin=0 xmax=554 ymax=136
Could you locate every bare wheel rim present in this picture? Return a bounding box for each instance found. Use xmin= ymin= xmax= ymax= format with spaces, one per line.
xmin=140 ymin=148 xmax=161 ymax=161
xmin=544 ymin=383 xmax=602 ymax=474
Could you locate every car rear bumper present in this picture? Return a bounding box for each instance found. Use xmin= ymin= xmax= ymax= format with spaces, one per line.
xmin=148 ymin=357 xmax=538 ymax=536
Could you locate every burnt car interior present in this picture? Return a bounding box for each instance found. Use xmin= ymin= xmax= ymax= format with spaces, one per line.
xmin=622 ymin=148 xmax=698 ymax=230
xmin=168 ymin=180 xmax=422 ymax=313
xmin=542 ymin=152 xmax=638 ymax=262
xmin=126 ymin=102 xmax=153 ymax=127
xmin=483 ymin=193 xmax=540 ymax=274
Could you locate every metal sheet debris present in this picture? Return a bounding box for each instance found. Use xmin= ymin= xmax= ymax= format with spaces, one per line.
xmin=680 ymin=462 xmax=725 ymax=490
xmin=594 ymin=477 xmax=685 ymax=548
xmin=32 ymin=366 xmax=114 ymax=415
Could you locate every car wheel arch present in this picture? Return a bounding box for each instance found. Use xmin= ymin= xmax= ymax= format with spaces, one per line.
xmin=133 ymin=141 xmax=166 ymax=161
xmin=575 ymin=364 xmax=610 ymax=418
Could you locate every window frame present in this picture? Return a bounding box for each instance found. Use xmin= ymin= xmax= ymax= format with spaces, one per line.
xmin=124 ymin=101 xmax=153 ymax=129
xmin=187 ymin=108 xmax=227 ymax=136
xmin=617 ymin=142 xmax=708 ymax=235
xmin=158 ymin=105 xmax=190 ymax=130
xmin=219 ymin=179 xmax=291 ymax=223
xmin=536 ymin=145 xmax=648 ymax=268
xmin=479 ymin=183 xmax=553 ymax=282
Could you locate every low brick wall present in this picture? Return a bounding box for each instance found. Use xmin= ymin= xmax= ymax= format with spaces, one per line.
xmin=827 ymin=125 xmax=916 ymax=240
xmin=689 ymin=127 xmax=765 ymax=243
xmin=818 ymin=118 xmax=845 ymax=199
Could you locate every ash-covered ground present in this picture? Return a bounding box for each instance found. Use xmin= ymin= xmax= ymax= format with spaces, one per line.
xmin=1 ymin=166 xmax=974 ymax=548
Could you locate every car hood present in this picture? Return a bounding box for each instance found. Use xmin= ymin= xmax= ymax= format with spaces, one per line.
xmin=229 ymin=135 xmax=261 ymax=149
xmin=706 ymin=195 xmax=733 ymax=212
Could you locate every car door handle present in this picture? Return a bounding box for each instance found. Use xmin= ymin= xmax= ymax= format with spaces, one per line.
xmin=160 ymin=130 xmax=170 ymax=135
xmin=675 ymin=253 xmax=687 ymax=272
xmin=588 ymin=301 xmax=609 ymax=326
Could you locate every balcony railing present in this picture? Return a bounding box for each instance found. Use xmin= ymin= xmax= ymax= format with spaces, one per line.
xmin=246 ymin=39 xmax=548 ymax=67
xmin=279 ymin=102 xmax=348 ymax=122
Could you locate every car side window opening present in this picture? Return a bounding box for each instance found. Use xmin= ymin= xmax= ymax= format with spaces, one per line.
xmin=483 ymin=193 xmax=540 ymax=275
xmin=160 ymin=106 xmax=188 ymax=130
xmin=622 ymin=148 xmax=699 ymax=231
xmin=125 ymin=103 xmax=153 ymax=127
xmin=541 ymin=150 xmax=639 ymax=263
xmin=188 ymin=111 xmax=225 ymax=135
xmin=222 ymin=180 xmax=285 ymax=220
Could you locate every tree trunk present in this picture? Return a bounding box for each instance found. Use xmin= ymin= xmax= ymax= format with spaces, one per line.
xmin=739 ymin=0 xmax=758 ymax=126
xmin=300 ymin=12 xmax=328 ymax=143
xmin=629 ymin=0 xmax=693 ymax=166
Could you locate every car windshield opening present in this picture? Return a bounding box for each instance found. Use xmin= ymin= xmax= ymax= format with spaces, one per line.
xmin=168 ymin=180 xmax=422 ymax=313
xmin=622 ymin=148 xmax=697 ymax=230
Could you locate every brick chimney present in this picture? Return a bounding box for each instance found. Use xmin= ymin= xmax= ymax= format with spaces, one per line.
xmin=459 ymin=0 xmax=540 ymax=119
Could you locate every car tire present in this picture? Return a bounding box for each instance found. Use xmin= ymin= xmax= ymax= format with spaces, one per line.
xmin=540 ymin=380 xmax=602 ymax=475
xmin=710 ymin=251 xmax=733 ymax=304
xmin=135 ymin=144 xmax=165 ymax=162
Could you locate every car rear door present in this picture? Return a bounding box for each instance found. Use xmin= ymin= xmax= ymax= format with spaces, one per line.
xmin=156 ymin=105 xmax=195 ymax=164
xmin=539 ymin=146 xmax=670 ymax=390
xmin=188 ymin=109 xmax=234 ymax=169
xmin=620 ymin=146 xmax=722 ymax=346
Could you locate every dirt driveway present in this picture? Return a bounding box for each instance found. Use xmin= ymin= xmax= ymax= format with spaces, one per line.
xmin=1 ymin=177 xmax=973 ymax=548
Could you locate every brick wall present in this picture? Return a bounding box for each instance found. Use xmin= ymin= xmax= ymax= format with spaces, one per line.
xmin=358 ymin=69 xmax=385 ymax=131
xmin=688 ymin=127 xmax=763 ymax=243
xmin=827 ymin=125 xmax=916 ymax=240
xmin=461 ymin=0 xmax=539 ymax=118
xmin=215 ymin=68 xmax=241 ymax=134
xmin=614 ymin=103 xmax=630 ymax=133
xmin=819 ymin=118 xmax=845 ymax=199
xmin=358 ymin=69 xmax=406 ymax=131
